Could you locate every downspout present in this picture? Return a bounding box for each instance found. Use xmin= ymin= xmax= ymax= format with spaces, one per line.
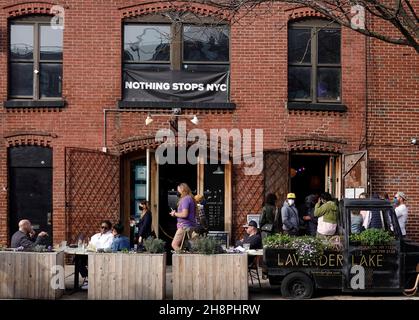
xmin=365 ymin=25 xmax=370 ymax=195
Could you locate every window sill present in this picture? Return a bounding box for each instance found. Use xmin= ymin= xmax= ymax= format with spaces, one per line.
xmin=4 ymin=100 xmax=66 ymax=108
xmin=287 ymin=102 xmax=347 ymax=112
xmin=118 ymin=100 xmax=236 ymax=110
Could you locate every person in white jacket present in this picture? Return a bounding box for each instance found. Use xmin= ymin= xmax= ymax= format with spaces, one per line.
xmin=394 ymin=192 xmax=408 ymax=237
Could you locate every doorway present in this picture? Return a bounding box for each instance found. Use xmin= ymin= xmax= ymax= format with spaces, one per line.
xmin=158 ymin=163 xmax=197 ymax=263
xmin=290 ymin=154 xmax=329 ymax=213
xmin=8 ymin=146 xmax=53 ymax=243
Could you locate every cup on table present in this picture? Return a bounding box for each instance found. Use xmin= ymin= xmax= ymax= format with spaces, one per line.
xmin=243 ymin=243 xmax=250 ymax=250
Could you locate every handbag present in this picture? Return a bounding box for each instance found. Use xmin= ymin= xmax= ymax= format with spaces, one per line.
xmin=261 ymin=223 xmax=274 ymax=232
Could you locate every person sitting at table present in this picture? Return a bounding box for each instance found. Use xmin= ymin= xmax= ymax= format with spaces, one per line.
xmin=235 ymin=220 xmax=262 ymax=250
xmin=78 ymin=220 xmax=114 ymax=290
xmin=11 ymin=219 xmax=49 ymax=249
xmin=111 ymin=223 xmax=130 ymax=252
xmin=235 ymin=220 xmax=263 ymax=269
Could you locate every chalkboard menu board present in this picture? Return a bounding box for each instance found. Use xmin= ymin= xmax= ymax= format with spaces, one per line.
xmin=204 ymin=164 xmax=225 ymax=231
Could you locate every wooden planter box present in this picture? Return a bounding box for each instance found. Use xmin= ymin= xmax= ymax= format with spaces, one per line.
xmin=173 ymin=253 xmax=248 ymax=300
xmin=0 ymin=251 xmax=64 ymax=299
xmin=88 ymin=253 xmax=166 ymax=300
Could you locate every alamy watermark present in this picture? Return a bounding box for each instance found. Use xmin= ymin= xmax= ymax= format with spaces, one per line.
xmin=50 ymin=5 xmax=65 ymax=30
xmin=154 ymin=120 xmax=264 ymax=175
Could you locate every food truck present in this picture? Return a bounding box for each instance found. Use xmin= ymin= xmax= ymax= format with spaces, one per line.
xmin=262 ymin=199 xmax=419 ymax=298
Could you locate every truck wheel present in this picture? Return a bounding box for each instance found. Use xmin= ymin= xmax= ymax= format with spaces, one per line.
xmin=281 ymin=272 xmax=314 ymax=299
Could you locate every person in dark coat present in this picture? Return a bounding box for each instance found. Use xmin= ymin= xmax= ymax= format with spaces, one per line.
xmin=260 ymin=193 xmax=280 ymax=239
xmin=11 ymin=219 xmax=49 ymax=249
xmin=235 ymin=220 xmax=263 ymax=249
xmin=137 ymin=200 xmax=153 ymax=246
xmin=302 ymin=194 xmax=319 ymax=236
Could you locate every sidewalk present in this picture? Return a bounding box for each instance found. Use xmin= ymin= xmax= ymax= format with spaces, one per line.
xmin=62 ymin=264 xmax=419 ymax=300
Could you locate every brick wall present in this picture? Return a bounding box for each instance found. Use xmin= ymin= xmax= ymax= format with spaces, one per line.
xmin=0 ymin=1 xmax=417 ymax=245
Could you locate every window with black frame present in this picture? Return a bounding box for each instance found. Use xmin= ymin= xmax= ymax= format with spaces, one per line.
xmin=122 ymin=18 xmax=231 ymax=105
xmin=288 ymin=19 xmax=341 ymax=107
xmin=9 ymin=16 xmax=63 ymax=101
xmin=182 ymin=25 xmax=230 ymax=73
xmin=123 ymin=24 xmax=171 ymax=74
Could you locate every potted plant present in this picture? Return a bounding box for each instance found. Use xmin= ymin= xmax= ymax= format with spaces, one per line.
xmin=172 ymin=236 xmax=248 ymax=300
xmin=88 ymin=238 xmax=166 ymax=300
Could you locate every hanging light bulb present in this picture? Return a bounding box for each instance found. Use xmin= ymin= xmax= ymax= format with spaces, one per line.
xmin=190 ymin=115 xmax=199 ymax=125
xmin=213 ymin=165 xmax=224 ymax=175
xmin=145 ymin=114 xmax=153 ymax=126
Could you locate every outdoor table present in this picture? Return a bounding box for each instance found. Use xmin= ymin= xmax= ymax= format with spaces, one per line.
xmin=246 ymin=249 xmax=264 ymax=256
xmin=64 ymin=247 xmax=90 ymax=292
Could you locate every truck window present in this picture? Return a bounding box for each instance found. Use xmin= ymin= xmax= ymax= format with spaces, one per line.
xmin=349 ymin=208 xmax=395 ymax=235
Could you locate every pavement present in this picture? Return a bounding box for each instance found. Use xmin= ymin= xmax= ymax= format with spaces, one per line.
xmin=61 ymin=264 xmax=419 ymax=300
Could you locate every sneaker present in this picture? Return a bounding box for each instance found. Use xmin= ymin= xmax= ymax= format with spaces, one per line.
xmin=80 ymin=278 xmax=88 ymax=290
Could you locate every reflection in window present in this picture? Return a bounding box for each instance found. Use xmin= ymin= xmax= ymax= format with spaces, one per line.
xmin=288 ymin=66 xmax=311 ymax=99
xmin=9 ymin=19 xmax=63 ymax=100
xmin=124 ymin=25 xmax=170 ymax=62
xmin=288 ymin=29 xmax=311 ymax=63
xmin=40 ymin=26 xmax=63 ymax=60
xmin=10 ymin=25 xmax=34 ymax=60
xmin=288 ymin=19 xmax=341 ymax=104
xmin=317 ymin=68 xmax=340 ymax=101
xmin=183 ymin=26 xmax=229 ymax=62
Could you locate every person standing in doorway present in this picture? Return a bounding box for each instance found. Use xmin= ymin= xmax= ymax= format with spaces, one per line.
xmin=170 ymin=183 xmax=197 ymax=251
xmin=260 ymin=193 xmax=278 ymax=239
xmin=281 ymin=193 xmax=301 ymax=236
xmin=314 ymin=192 xmax=338 ymax=238
xmin=394 ymin=192 xmax=408 ymax=238
xmin=137 ymin=200 xmax=153 ymax=247
xmin=302 ymin=194 xmax=319 ymax=236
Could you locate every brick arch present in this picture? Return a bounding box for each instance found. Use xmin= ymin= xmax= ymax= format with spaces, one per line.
xmin=3 ymin=2 xmax=57 ymax=17
xmin=287 ymin=137 xmax=346 ymax=153
xmin=4 ymin=132 xmax=57 ymax=148
xmin=117 ymin=135 xmax=232 ymax=159
xmin=286 ymin=6 xmax=327 ymax=21
xmin=119 ymin=1 xmax=227 ymax=20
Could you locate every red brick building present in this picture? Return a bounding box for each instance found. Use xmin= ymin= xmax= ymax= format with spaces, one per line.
xmin=0 ymin=1 xmax=417 ymax=248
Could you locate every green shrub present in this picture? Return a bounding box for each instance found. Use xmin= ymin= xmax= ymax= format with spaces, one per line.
xmin=143 ymin=238 xmax=166 ymax=253
xmin=349 ymin=229 xmax=395 ymax=246
xmin=190 ymin=236 xmax=222 ymax=255
xmin=263 ymin=233 xmax=292 ymax=248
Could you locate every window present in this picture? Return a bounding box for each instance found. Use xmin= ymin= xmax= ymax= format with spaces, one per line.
xmin=122 ymin=15 xmax=231 ymax=107
xmin=9 ymin=16 xmax=63 ymax=101
xmin=288 ymin=19 xmax=341 ymax=104
xmin=182 ymin=25 xmax=229 ymax=74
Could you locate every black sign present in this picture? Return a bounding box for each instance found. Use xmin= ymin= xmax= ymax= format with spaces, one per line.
xmin=123 ymin=68 xmax=229 ymax=103
xmin=204 ymin=164 xmax=225 ymax=231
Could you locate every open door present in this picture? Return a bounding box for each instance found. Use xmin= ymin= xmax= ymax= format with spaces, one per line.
xmin=66 ymin=148 xmax=120 ymax=243
xmin=264 ymin=151 xmax=289 ymax=205
xmin=342 ymin=151 xmax=368 ymax=198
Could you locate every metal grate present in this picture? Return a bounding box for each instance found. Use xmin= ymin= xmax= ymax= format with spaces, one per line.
xmin=65 ymin=148 xmax=120 ymax=243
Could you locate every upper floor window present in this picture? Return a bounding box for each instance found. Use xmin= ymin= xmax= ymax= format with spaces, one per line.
xmin=288 ymin=19 xmax=341 ymax=104
xmin=122 ymin=14 xmax=230 ymax=105
xmin=9 ymin=16 xmax=63 ymax=100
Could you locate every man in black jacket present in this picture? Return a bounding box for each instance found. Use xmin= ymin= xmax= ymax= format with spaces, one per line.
xmin=10 ymin=219 xmax=48 ymax=249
